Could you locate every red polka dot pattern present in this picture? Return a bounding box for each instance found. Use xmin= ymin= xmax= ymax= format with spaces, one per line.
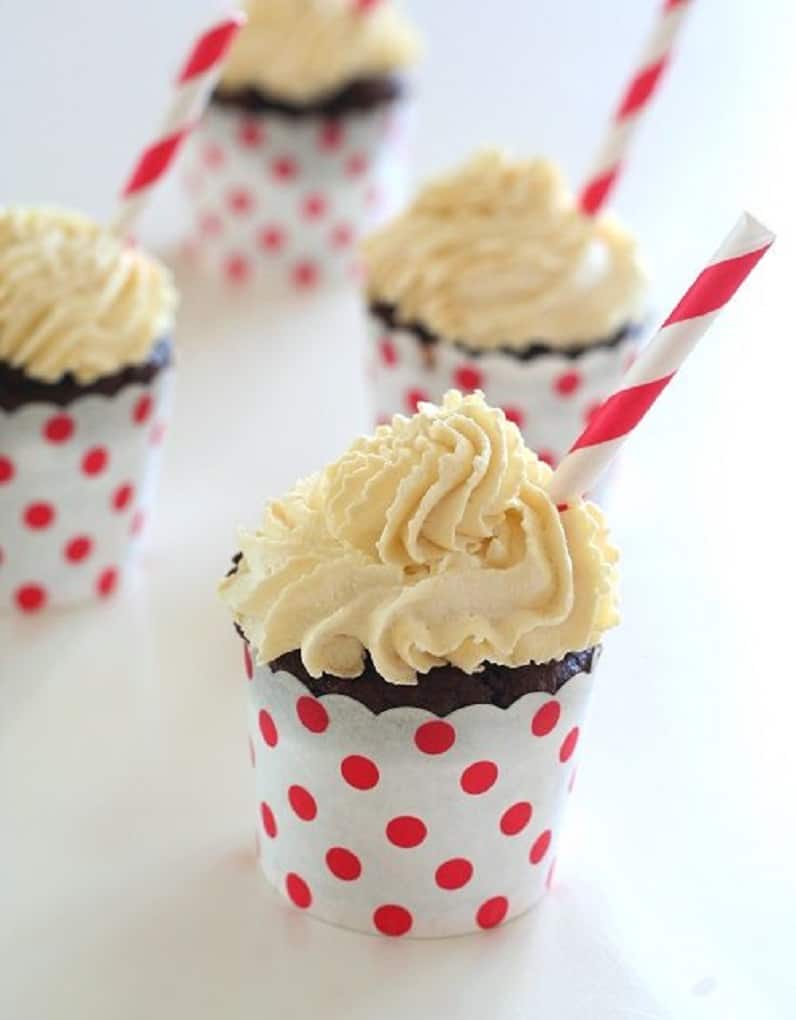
xmin=460 ymin=761 xmax=499 ymax=795
xmin=385 ymin=815 xmax=427 ymax=849
xmin=319 ymin=120 xmax=345 ymax=150
xmin=258 ymin=709 xmax=278 ymax=747
xmin=379 ymin=338 xmax=398 ymax=367
xmin=554 ymin=371 xmax=582 ymax=396
xmin=81 ymin=446 xmax=109 ymax=476
xmin=15 ymin=584 xmax=47 ymax=613
xmin=292 ymin=261 xmax=319 ymax=289
xmin=285 ymin=873 xmax=312 ymax=909
xmin=65 ymin=536 xmax=93 ymax=563
xmin=296 ymin=696 xmax=329 ymax=733
xmin=559 ymin=727 xmax=579 ymax=763
xmin=228 ymin=187 xmax=255 ymax=215
xmin=500 ymin=801 xmax=533 ymax=836
xmin=502 ymin=406 xmax=525 ymax=428
xmin=112 ymin=484 xmax=134 ymax=512
xmin=23 ymin=503 xmax=55 ymax=530
xmin=224 ymin=253 xmax=251 ymax=283
xmin=476 ymin=896 xmax=509 ymax=929
xmin=259 ymin=226 xmax=285 ymax=252
xmin=341 ymin=755 xmax=380 ymax=790
xmin=238 ymin=119 xmax=265 ymax=147
xmin=288 ymin=784 xmax=317 ymax=821
xmin=454 ymin=365 xmax=483 ymax=392
xmin=530 ymin=829 xmax=552 ymax=865
xmin=0 ymin=456 xmax=15 ymax=484
xmin=435 ymin=858 xmax=473 ymax=890
xmin=405 ymin=388 xmax=429 ymax=413
xmin=260 ymin=802 xmax=277 ymax=838
xmin=302 ymin=194 xmax=327 ymax=220
xmin=133 ymin=395 xmax=153 ymax=425
xmin=96 ymin=567 xmax=118 ymax=598
xmin=272 ymin=156 xmax=298 ymax=181
xmin=345 ymin=152 xmax=368 ymax=176
xmin=531 ymin=700 xmax=561 ymax=737
xmin=373 ymin=904 xmax=412 ymax=936
xmin=326 ymin=847 xmax=362 ymax=881
xmin=43 ymin=414 xmax=74 ymax=443
xmin=414 ymin=720 xmax=456 ymax=755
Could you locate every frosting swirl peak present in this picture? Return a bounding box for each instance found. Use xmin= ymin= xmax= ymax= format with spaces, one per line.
xmin=0 ymin=207 xmax=176 ymax=384
xmin=363 ymin=150 xmax=646 ymax=349
xmin=220 ymin=391 xmax=619 ymax=685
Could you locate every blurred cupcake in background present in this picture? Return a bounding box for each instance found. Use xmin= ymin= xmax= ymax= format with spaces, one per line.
xmin=183 ymin=0 xmax=422 ymax=292
xmin=0 ymin=207 xmax=177 ymax=613
xmin=362 ymin=150 xmax=647 ymax=468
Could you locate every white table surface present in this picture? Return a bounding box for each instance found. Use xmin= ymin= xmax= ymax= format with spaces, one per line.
xmin=2 ymin=1 xmax=795 ymax=1017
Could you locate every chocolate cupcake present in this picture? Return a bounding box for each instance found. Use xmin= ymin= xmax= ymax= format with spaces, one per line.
xmin=219 ymin=390 xmax=618 ymax=937
xmin=362 ymin=150 xmax=648 ymax=467
xmin=183 ymin=0 xmax=421 ymax=291
xmin=0 ymin=207 xmax=177 ymax=612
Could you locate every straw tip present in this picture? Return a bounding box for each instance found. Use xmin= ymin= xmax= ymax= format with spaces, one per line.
xmin=737 ymin=210 xmax=776 ymax=250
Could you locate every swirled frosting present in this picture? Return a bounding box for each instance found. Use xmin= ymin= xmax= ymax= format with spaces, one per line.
xmin=0 ymin=207 xmax=177 ymax=384
xmin=219 ymin=391 xmax=619 ymax=685
xmin=363 ymin=150 xmax=647 ymax=350
xmin=219 ymin=0 xmax=421 ymax=101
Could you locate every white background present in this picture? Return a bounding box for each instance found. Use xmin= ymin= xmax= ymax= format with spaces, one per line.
xmin=2 ymin=1 xmax=796 ymax=1018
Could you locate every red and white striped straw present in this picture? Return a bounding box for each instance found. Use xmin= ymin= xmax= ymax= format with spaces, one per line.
xmin=579 ymin=0 xmax=692 ymax=217
xmin=549 ymin=212 xmax=774 ymax=507
xmin=112 ymin=13 xmax=245 ymax=237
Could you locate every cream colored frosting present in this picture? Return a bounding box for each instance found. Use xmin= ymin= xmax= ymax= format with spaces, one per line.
xmin=0 ymin=206 xmax=177 ymax=384
xmin=363 ymin=150 xmax=647 ymax=349
xmin=219 ymin=0 xmax=421 ymax=101
xmin=220 ymin=391 xmax=619 ymax=685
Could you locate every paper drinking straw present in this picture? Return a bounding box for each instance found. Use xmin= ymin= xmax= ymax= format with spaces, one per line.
xmin=549 ymin=212 xmax=774 ymax=507
xmin=112 ymin=13 xmax=245 ymax=237
xmin=578 ymin=0 xmax=692 ymax=216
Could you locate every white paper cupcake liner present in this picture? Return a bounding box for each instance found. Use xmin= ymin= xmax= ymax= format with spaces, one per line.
xmin=182 ymin=99 xmax=411 ymax=292
xmin=365 ymin=310 xmax=640 ymax=469
xmin=0 ymin=364 xmax=173 ymax=612
xmin=244 ymin=650 xmax=595 ymax=937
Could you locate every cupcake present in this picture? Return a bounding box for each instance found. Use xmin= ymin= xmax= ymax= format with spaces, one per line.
xmin=184 ymin=0 xmax=421 ymax=291
xmin=362 ymin=150 xmax=647 ymax=467
xmin=219 ymin=390 xmax=618 ymax=937
xmin=0 ymin=207 xmax=177 ymax=612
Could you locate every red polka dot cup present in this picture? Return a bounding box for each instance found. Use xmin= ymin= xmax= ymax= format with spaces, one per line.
xmin=0 ymin=359 xmax=173 ymax=613
xmin=246 ymin=652 xmax=594 ymax=938
xmin=183 ymin=100 xmax=411 ymax=292
xmin=367 ymin=314 xmax=641 ymax=470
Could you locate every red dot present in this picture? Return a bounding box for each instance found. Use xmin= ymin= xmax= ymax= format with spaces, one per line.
xmin=302 ymin=193 xmax=327 ymax=220
xmin=81 ymin=446 xmax=109 ymax=476
xmin=224 ymin=253 xmax=251 ymax=283
xmin=538 ymin=450 xmax=557 ymax=468
xmin=326 ymin=847 xmax=362 ymax=881
xmin=202 ymin=142 xmax=225 ymax=168
xmin=23 ymin=502 xmax=55 ymax=530
xmin=292 ymin=261 xmax=319 ymax=289
xmin=258 ymin=709 xmax=278 ymax=747
xmin=272 ymin=156 xmax=298 ymax=181
xmin=503 ymin=406 xmax=525 ymax=428
xmin=15 ymin=584 xmax=47 ymax=612
xmin=405 ymin=388 xmax=429 ymax=413
xmin=319 ymin=120 xmax=345 ymax=150
xmin=258 ymin=225 xmax=285 ymax=252
xmin=288 ymin=784 xmax=317 ymax=821
xmin=112 ymin=483 xmax=134 ymax=512
xmin=373 ymin=904 xmax=412 ymax=937
xmin=454 ymin=365 xmax=483 ymax=391
xmin=64 ymin=535 xmax=92 ymax=563
xmin=500 ymin=801 xmax=533 ymax=836
xmin=199 ymin=212 xmax=223 ymax=237
xmin=385 ymin=815 xmax=427 ymax=848
xmin=296 ymin=696 xmax=329 ymax=733
xmin=584 ymin=400 xmax=603 ymax=426
xmin=260 ymin=802 xmax=277 ymax=838
xmin=285 ymin=873 xmax=312 ymax=909
xmin=243 ymin=643 xmax=254 ymax=680
xmin=345 ymin=152 xmax=368 ymax=176
xmin=0 ymin=456 xmax=14 ymax=484
xmin=435 ymin=858 xmax=473 ymax=890
xmin=340 ymin=754 xmax=379 ymax=790
xmin=460 ymin=760 xmax=499 ymax=795
xmin=239 ymin=119 xmax=265 ymax=147
xmin=43 ymin=413 xmax=74 ymax=443
xmin=530 ymin=829 xmax=552 ymax=865
xmin=554 ymin=371 xmax=582 ymax=396
xmin=227 ymin=187 xmax=255 ymax=214
xmin=331 ymin=223 xmax=353 ymax=248
xmin=476 ymin=896 xmax=509 ymax=929
xmin=559 ymin=727 xmax=579 ymax=763
xmin=379 ymin=338 xmax=398 ymax=367
xmin=96 ymin=567 xmax=118 ymax=598
xmin=531 ymin=700 xmax=561 ymax=737
xmin=133 ymin=394 xmax=153 ymax=424
xmin=414 ymin=720 xmax=456 ymax=755
xmin=130 ymin=509 xmax=145 ymax=536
